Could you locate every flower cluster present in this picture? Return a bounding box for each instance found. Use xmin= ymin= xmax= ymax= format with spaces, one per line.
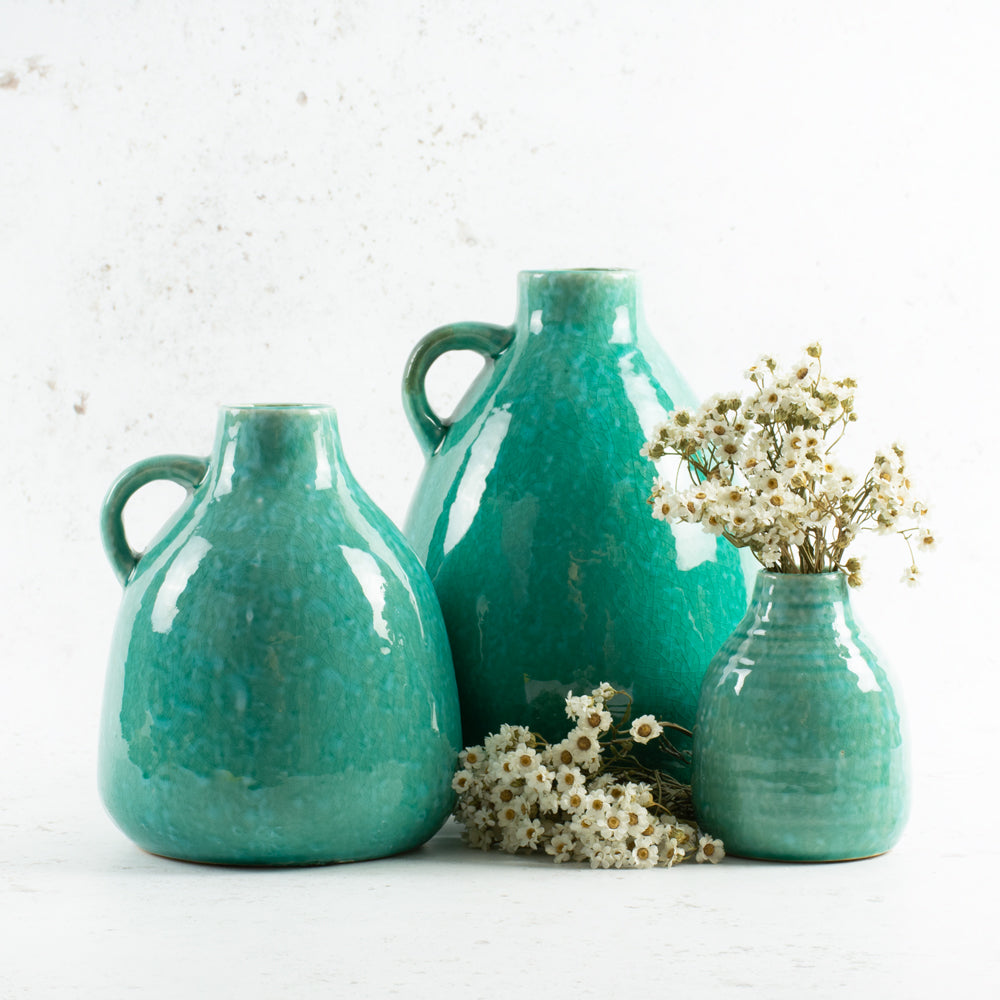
xmin=641 ymin=343 xmax=934 ymax=583
xmin=452 ymin=684 xmax=724 ymax=869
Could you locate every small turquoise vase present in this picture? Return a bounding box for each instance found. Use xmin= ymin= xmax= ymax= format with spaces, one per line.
xmin=402 ymin=269 xmax=748 ymax=771
xmin=98 ymin=404 xmax=461 ymax=865
xmin=693 ymin=572 xmax=909 ymax=861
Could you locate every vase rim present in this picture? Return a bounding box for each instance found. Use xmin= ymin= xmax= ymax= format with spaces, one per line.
xmin=758 ymin=570 xmax=843 ymax=577
xmin=518 ymin=267 xmax=634 ymax=278
xmin=220 ymin=403 xmax=335 ymax=413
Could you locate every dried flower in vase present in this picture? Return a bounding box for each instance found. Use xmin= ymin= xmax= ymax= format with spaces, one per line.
xmin=641 ymin=343 xmax=934 ymax=584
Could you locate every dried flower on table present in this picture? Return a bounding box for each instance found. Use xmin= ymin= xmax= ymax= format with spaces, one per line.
xmin=452 ymin=684 xmax=724 ymax=869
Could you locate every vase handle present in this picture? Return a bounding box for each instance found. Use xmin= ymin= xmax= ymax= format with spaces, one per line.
xmin=100 ymin=454 xmax=210 ymax=586
xmin=402 ymin=322 xmax=515 ymax=456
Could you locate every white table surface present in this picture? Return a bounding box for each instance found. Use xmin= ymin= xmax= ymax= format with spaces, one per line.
xmin=3 ymin=736 xmax=996 ymax=999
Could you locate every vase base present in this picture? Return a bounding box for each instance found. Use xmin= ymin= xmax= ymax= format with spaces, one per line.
xmin=726 ymin=848 xmax=892 ymax=864
xmin=138 ymin=843 xmax=421 ymax=868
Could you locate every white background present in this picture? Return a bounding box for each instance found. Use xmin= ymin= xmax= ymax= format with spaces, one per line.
xmin=2 ymin=2 xmax=997 ymax=997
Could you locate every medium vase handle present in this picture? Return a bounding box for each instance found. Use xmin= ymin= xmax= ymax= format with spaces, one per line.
xmin=100 ymin=454 xmax=210 ymax=586
xmin=402 ymin=322 xmax=515 ymax=456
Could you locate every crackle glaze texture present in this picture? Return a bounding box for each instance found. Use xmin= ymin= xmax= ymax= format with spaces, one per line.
xmin=403 ymin=270 xmax=748 ymax=771
xmin=98 ymin=405 xmax=461 ymax=865
xmin=693 ymin=572 xmax=909 ymax=861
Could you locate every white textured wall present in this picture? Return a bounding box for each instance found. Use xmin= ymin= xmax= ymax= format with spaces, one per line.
xmin=2 ymin=1 xmax=996 ymax=992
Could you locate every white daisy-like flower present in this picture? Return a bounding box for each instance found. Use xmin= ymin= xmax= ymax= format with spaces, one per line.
xmin=590 ymin=681 xmax=617 ymax=703
xmin=588 ymin=843 xmax=627 ymax=869
xmin=543 ymin=739 xmax=578 ymax=770
xmin=509 ymin=745 xmax=539 ymax=773
xmin=495 ymin=800 xmax=527 ymax=828
xmin=629 ymin=715 xmax=663 ymax=744
xmin=744 ymin=354 xmax=776 ymax=379
xmin=577 ymin=705 xmax=613 ymax=734
xmin=659 ymin=837 xmax=685 ymax=868
xmin=673 ymin=822 xmax=697 ymax=846
xmin=512 ymin=819 xmax=546 ymax=850
xmin=622 ymin=803 xmax=653 ymax=834
xmin=459 ymin=746 xmax=485 ymax=770
xmin=565 ymin=726 xmax=602 ymax=771
xmin=696 ymin=834 xmax=725 ymax=864
xmin=630 ymin=841 xmax=659 ymax=868
xmin=452 ymin=769 xmax=475 ymax=794
xmin=595 ymin=806 xmax=629 ymax=842
xmin=544 ymin=824 xmax=576 ymax=862
xmin=485 ymin=757 xmax=518 ymax=787
xmin=489 ymin=783 xmax=519 ymax=812
xmin=523 ymin=762 xmax=555 ymax=796
xmin=558 ymin=788 xmax=587 ymax=814
xmin=651 ymin=494 xmax=679 ymax=521
xmin=535 ymin=788 xmax=560 ymax=814
xmin=564 ymin=692 xmax=594 ymax=720
xmin=582 ymin=791 xmax=609 ymax=821
xmin=902 ymin=563 xmax=920 ymax=586
xmin=916 ymin=526 xmax=937 ymax=552
xmin=483 ymin=724 xmax=532 ymax=756
xmin=554 ymin=765 xmax=585 ymax=795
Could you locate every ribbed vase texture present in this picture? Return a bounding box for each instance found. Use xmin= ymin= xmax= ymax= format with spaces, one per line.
xmin=693 ymin=572 xmax=909 ymax=861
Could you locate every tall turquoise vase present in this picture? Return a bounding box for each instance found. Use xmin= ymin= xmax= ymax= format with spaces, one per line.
xmin=402 ymin=269 xmax=748 ymax=770
xmin=98 ymin=405 xmax=461 ymax=865
xmin=693 ymin=572 xmax=909 ymax=861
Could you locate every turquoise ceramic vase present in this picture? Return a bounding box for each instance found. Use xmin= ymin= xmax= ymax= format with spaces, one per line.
xmin=402 ymin=269 xmax=748 ymax=770
xmin=98 ymin=404 xmax=461 ymax=865
xmin=693 ymin=572 xmax=909 ymax=861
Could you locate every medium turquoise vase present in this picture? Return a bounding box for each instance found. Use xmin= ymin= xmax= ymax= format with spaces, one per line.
xmin=693 ymin=572 xmax=909 ymax=861
xmin=98 ymin=405 xmax=461 ymax=865
xmin=402 ymin=269 xmax=748 ymax=770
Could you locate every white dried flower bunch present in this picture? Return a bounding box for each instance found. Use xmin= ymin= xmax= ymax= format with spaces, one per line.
xmin=641 ymin=343 xmax=934 ymax=585
xmin=452 ymin=683 xmax=724 ymax=869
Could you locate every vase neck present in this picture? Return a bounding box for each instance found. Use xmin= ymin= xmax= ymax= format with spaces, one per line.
xmin=515 ymin=269 xmax=641 ymax=346
xmin=748 ymin=571 xmax=854 ymax=627
xmin=205 ymin=405 xmax=347 ymax=496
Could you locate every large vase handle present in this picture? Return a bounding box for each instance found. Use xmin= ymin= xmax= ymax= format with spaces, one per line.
xmin=100 ymin=454 xmax=210 ymax=586
xmin=402 ymin=322 xmax=515 ymax=456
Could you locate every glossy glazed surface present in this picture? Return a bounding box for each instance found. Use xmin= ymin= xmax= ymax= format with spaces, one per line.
xmin=693 ymin=572 xmax=909 ymax=861
xmin=403 ymin=270 xmax=749 ymax=771
xmin=99 ymin=405 xmax=461 ymax=865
